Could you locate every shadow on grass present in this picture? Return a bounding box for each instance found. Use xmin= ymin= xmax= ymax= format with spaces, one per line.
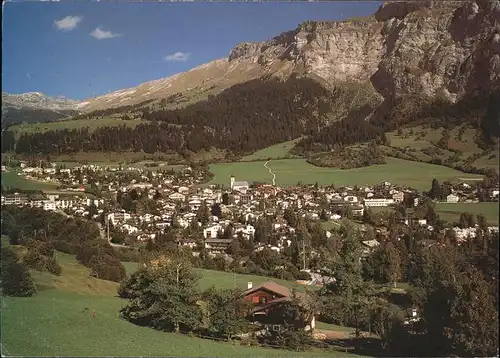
xmin=324 ymin=337 xmax=386 ymax=357
xmin=35 ymin=284 xmax=56 ymax=292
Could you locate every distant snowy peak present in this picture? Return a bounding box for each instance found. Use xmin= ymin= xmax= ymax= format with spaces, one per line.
xmin=2 ymin=92 xmax=81 ymax=111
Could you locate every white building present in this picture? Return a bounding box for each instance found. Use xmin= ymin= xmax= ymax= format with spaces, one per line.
xmin=1 ymin=193 xmax=28 ymax=205
xmin=230 ymin=175 xmax=249 ymax=194
xmin=169 ymin=193 xmax=185 ymax=201
xmin=55 ymin=199 xmax=74 ymax=209
xmin=364 ymin=198 xmax=394 ymax=207
xmin=122 ymin=224 xmax=139 ymax=234
xmin=108 ymin=212 xmax=132 ymax=225
xmin=203 ymin=224 xmax=222 ymax=239
xmin=446 ymin=194 xmax=459 ymax=203
xmin=392 ymin=192 xmax=405 ymax=203
xmin=43 ymin=201 xmax=57 ymax=211
xmin=234 ymin=224 xmax=255 ymax=238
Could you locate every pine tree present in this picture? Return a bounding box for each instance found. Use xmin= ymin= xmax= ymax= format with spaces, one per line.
xmin=0 ymin=247 xmax=37 ymax=297
xmin=429 ymin=179 xmax=442 ymax=200
xmin=120 ymin=258 xmax=202 ymax=333
xmin=202 ymin=288 xmax=250 ymax=339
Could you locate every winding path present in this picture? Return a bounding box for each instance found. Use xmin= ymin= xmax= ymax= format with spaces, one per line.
xmin=264 ymin=161 xmax=276 ymax=186
xmin=57 ymin=209 xmax=127 ymax=248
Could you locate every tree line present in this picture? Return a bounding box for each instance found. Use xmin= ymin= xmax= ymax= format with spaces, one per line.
xmin=116 ymin=215 xmax=498 ymax=356
xmin=8 ymin=77 xmax=335 ymax=156
xmin=294 ymin=89 xmax=500 ymax=154
xmin=1 ymin=205 xmax=126 ymax=283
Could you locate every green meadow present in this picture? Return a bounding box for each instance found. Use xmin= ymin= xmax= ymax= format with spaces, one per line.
xmin=122 ymin=261 xmax=317 ymax=293
xmin=1 ymin=251 xmax=351 ymax=357
xmin=435 ymin=202 xmax=499 ymax=225
xmin=209 ymin=157 xmax=482 ymax=191
xmin=241 ymin=139 xmax=302 ymax=162
xmin=1 ymin=170 xmax=59 ymax=191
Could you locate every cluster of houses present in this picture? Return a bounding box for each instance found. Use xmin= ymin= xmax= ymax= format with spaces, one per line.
xmin=3 ymin=161 xmax=499 ymax=336
xmin=1 ymin=192 xmax=103 ymax=213
xmin=2 ymin=162 xmax=499 ymax=257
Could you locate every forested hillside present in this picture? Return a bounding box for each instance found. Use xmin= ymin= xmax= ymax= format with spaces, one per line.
xmin=8 ymin=77 xmax=335 ymax=156
xmin=294 ymin=89 xmax=500 ymax=154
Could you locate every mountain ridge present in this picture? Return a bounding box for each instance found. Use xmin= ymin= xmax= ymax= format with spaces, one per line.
xmin=6 ymin=1 xmax=499 ymax=117
xmin=1 ymin=92 xmax=82 ymax=126
xmin=68 ymin=0 xmax=499 ymax=114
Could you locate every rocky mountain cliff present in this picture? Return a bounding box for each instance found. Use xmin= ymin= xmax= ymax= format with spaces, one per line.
xmin=78 ymin=0 xmax=499 ymax=113
xmin=1 ymin=92 xmax=81 ymax=125
xmin=2 ymin=92 xmax=80 ymax=111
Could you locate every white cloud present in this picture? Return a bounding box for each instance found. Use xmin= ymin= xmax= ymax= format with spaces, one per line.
xmin=54 ymin=16 xmax=82 ymax=31
xmin=164 ymin=52 xmax=191 ymax=62
xmin=90 ymin=27 xmax=121 ymax=40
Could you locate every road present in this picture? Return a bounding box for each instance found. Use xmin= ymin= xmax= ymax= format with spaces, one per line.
xmin=57 ymin=209 xmax=127 ymax=248
xmin=97 ymin=221 xmax=128 ymax=248
xmin=264 ymin=161 xmax=276 ymax=186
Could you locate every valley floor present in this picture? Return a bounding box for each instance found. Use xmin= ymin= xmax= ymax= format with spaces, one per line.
xmin=209 ymin=157 xmax=484 ymax=191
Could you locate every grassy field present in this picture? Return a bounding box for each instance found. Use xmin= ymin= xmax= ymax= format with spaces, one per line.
xmin=9 ymin=118 xmax=148 ymax=137
xmin=122 ymin=261 xmax=318 ymax=293
xmin=1 ymin=170 xmax=59 ymax=191
xmin=435 ymin=202 xmax=499 ymax=225
xmin=2 ymin=290 xmax=339 ymax=357
xmin=241 ymin=139 xmax=302 ymax=162
xmin=2 ymin=251 xmax=354 ymax=357
xmin=209 ymin=157 xmax=482 ymax=191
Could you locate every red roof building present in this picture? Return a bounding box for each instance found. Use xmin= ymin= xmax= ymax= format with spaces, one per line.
xmin=242 ymin=281 xmax=315 ymax=332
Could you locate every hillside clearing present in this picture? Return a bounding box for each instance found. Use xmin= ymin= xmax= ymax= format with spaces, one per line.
xmin=435 ymin=202 xmax=499 ymax=225
xmin=9 ymin=118 xmax=148 ymax=137
xmin=2 ymin=251 xmax=353 ymax=357
xmin=241 ymin=139 xmax=302 ymax=161
xmin=209 ymin=157 xmax=482 ymax=191
xmin=122 ymin=261 xmax=318 ymax=293
xmin=1 ymin=170 xmax=59 ymax=191
xmin=386 ymin=125 xmax=499 ymax=172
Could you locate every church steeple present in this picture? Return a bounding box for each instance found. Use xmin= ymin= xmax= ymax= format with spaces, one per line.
xmin=230 ymin=174 xmax=235 ymax=190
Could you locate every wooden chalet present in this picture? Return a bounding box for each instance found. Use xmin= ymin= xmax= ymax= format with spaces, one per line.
xmin=243 ymin=281 xmax=315 ymax=332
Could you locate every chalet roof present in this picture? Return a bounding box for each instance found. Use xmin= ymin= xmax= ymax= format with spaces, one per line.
xmin=250 ymin=296 xmax=290 ymax=314
xmin=244 ymin=281 xmax=291 ymax=298
xmin=233 ymin=181 xmax=249 ymax=187
xmin=205 ymin=238 xmax=232 ymax=244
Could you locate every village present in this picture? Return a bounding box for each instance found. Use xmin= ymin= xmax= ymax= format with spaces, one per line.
xmin=2 ymin=161 xmax=499 ymax=263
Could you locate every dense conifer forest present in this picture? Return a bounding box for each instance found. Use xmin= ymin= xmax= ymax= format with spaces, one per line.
xmin=3 ymin=80 xmax=499 ymax=157
xmin=294 ymin=89 xmax=500 ymax=153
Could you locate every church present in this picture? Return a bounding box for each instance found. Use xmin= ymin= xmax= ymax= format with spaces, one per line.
xmin=230 ymin=175 xmax=249 ymax=194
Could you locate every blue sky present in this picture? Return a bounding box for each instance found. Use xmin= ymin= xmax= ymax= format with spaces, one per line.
xmin=2 ymin=1 xmax=381 ymax=100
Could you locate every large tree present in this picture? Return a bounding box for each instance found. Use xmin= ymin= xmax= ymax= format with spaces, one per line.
xmin=202 ymin=287 xmax=250 ymax=339
xmin=321 ymin=224 xmax=376 ymax=337
xmin=119 ymin=256 xmax=202 ymax=333
xmin=428 ymin=179 xmax=442 ymax=200
xmin=0 ymin=246 xmax=37 ymax=297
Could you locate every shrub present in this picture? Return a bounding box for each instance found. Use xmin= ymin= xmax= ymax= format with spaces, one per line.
xmin=89 ymin=254 xmax=127 ymax=282
xmin=296 ymin=271 xmax=312 ymax=281
xmin=1 ymin=248 xmax=37 ymax=297
xmin=46 ymin=257 xmax=62 ymax=276
xmin=23 ymin=250 xmax=47 ymax=271
xmin=53 ymin=241 xmax=80 ymax=255
xmin=114 ymin=247 xmax=139 ymax=262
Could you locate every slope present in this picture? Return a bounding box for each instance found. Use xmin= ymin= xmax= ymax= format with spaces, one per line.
xmin=0 ymin=249 xmax=348 ymax=357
